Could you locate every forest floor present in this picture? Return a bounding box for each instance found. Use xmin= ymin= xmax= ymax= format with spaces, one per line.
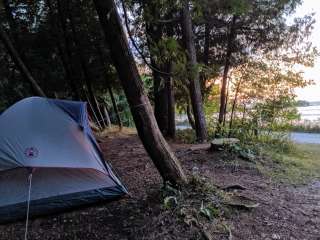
xmin=0 ymin=131 xmax=319 ymax=240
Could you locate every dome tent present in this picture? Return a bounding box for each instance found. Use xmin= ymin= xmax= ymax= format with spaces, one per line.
xmin=0 ymin=97 xmax=127 ymax=223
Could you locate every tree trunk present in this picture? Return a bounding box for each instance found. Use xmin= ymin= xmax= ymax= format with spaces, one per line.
xmin=94 ymin=0 xmax=187 ymax=185
xmin=181 ymin=1 xmax=207 ymax=142
xmin=67 ymin=2 xmax=106 ymax=128
xmin=94 ymin=43 xmax=123 ymax=130
xmin=218 ymin=15 xmax=237 ymax=125
xmin=143 ymin=2 xmax=169 ymax=136
xmin=186 ymin=102 xmax=196 ymax=130
xmin=241 ymin=104 xmax=247 ymax=125
xmin=103 ymin=105 xmax=111 ymax=127
xmin=0 ymin=24 xmax=46 ymax=97
xmin=48 ymin=0 xmax=80 ymax=100
xmin=203 ymin=22 xmax=211 ymax=66
xmin=108 ymin=86 xmax=123 ymax=129
xmin=229 ymin=80 xmax=242 ymax=136
xmin=152 ymin=62 xmax=169 ymax=135
xmin=166 ymin=12 xmax=176 ymax=139
xmin=223 ymin=79 xmax=230 ymax=127
xmin=166 ymin=62 xmax=175 ymax=138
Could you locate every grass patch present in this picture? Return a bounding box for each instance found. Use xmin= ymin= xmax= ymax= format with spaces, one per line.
xmin=176 ymin=129 xmax=197 ymax=143
xmin=261 ymin=143 xmax=320 ymax=184
xmin=98 ymin=125 xmax=137 ymax=137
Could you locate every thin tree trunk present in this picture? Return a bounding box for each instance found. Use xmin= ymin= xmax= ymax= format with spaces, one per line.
xmin=186 ymin=102 xmax=196 ymax=130
xmin=103 ymin=105 xmax=111 ymax=127
xmin=241 ymin=104 xmax=247 ymax=125
xmin=229 ymin=80 xmax=242 ymax=136
xmin=166 ymin=62 xmax=175 ymax=138
xmin=181 ymin=1 xmax=207 ymax=142
xmin=94 ymin=0 xmax=187 ymax=185
xmin=143 ymin=2 xmax=169 ymax=136
xmin=94 ymin=43 xmax=123 ymax=130
xmin=0 ymin=25 xmax=46 ymax=97
xmin=108 ymin=86 xmax=123 ymax=129
xmin=218 ymin=15 xmax=237 ymax=125
xmin=203 ymin=22 xmax=211 ymax=66
xmin=166 ymin=12 xmax=176 ymax=139
xmin=223 ymin=78 xmax=230 ymax=127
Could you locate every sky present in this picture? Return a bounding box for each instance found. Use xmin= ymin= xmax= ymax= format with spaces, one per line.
xmin=293 ymin=0 xmax=320 ymax=101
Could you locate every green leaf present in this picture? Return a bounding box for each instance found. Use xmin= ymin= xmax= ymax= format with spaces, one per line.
xmin=164 ymin=196 xmax=178 ymax=209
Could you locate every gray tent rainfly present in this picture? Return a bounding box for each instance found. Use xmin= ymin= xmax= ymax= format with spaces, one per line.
xmin=0 ymin=97 xmax=127 ymax=223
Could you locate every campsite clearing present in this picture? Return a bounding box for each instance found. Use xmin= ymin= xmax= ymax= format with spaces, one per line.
xmin=0 ymin=133 xmax=319 ymax=240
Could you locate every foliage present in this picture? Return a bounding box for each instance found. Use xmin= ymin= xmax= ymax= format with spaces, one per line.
xmin=175 ymin=129 xmax=197 ymax=143
xmin=290 ymin=122 xmax=320 ymax=133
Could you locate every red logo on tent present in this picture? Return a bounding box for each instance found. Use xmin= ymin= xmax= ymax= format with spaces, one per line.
xmin=24 ymin=147 xmax=39 ymax=158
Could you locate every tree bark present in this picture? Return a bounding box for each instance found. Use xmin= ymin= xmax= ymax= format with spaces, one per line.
xmin=108 ymin=86 xmax=123 ymax=129
xmin=218 ymin=15 xmax=237 ymax=125
xmin=0 ymin=24 xmax=46 ymax=97
xmin=94 ymin=0 xmax=187 ymax=185
xmin=186 ymin=102 xmax=196 ymax=130
xmin=223 ymin=79 xmax=230 ymax=127
xmin=181 ymin=1 xmax=207 ymax=142
xmin=103 ymin=105 xmax=111 ymax=127
xmin=229 ymin=80 xmax=242 ymax=136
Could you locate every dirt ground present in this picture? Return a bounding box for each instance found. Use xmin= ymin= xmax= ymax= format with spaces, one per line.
xmin=0 ymin=134 xmax=319 ymax=240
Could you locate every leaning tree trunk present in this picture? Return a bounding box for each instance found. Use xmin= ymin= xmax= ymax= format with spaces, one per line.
xmin=0 ymin=24 xmax=46 ymax=97
xmin=93 ymin=0 xmax=187 ymax=185
xmin=218 ymin=15 xmax=237 ymax=125
xmin=181 ymin=1 xmax=207 ymax=142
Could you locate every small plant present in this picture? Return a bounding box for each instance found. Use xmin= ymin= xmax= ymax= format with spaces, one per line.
xmin=163 ymin=196 xmax=178 ymax=209
xmin=228 ymin=143 xmax=256 ymax=161
xmin=175 ymin=129 xmax=197 ymax=143
xmin=199 ymin=201 xmax=220 ymax=221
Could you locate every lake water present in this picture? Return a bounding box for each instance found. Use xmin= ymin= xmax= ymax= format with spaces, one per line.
xmin=290 ymin=132 xmax=320 ymax=144
xmin=176 ymin=105 xmax=320 ymax=144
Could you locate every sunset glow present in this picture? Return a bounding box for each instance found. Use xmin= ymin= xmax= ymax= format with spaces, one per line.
xmin=294 ymin=0 xmax=320 ymax=101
